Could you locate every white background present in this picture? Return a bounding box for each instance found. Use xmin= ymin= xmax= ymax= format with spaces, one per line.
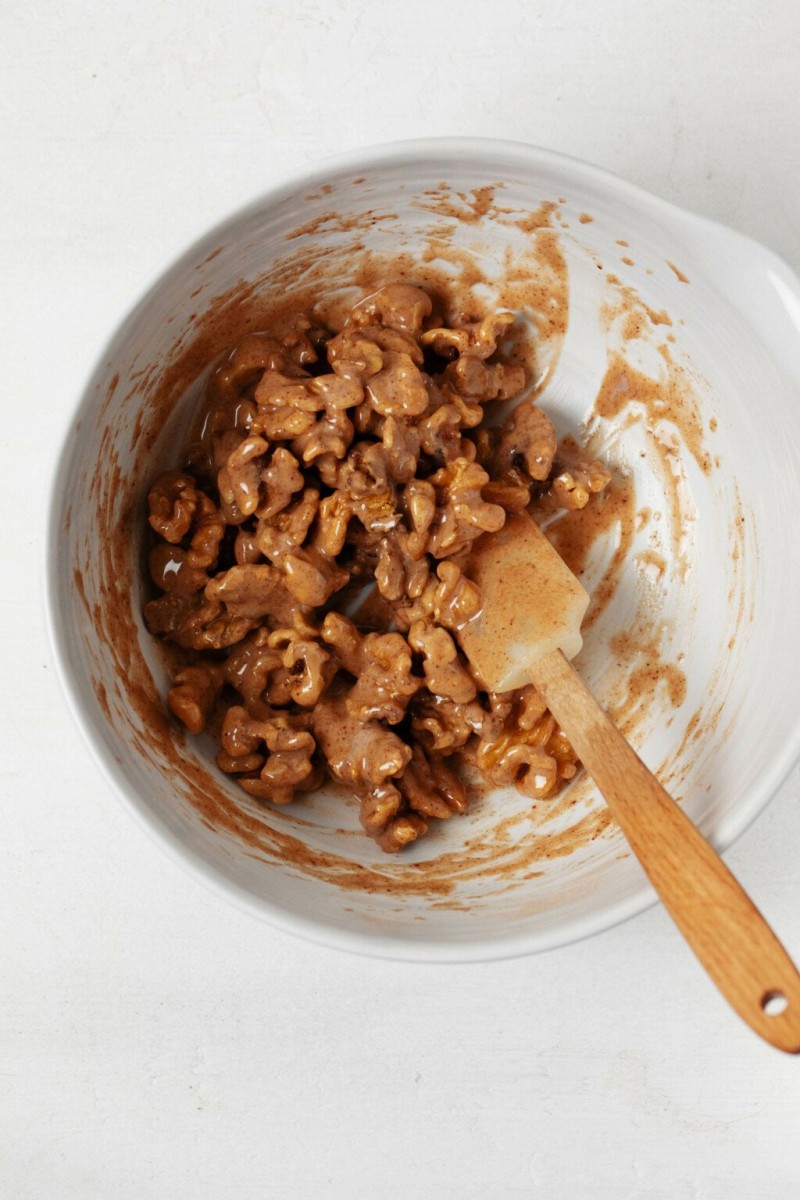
xmin=2 ymin=2 xmax=800 ymax=1196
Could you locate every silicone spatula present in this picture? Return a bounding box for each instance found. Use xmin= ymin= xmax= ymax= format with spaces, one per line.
xmin=457 ymin=511 xmax=800 ymax=1053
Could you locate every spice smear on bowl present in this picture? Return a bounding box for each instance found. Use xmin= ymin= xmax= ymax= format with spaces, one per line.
xmin=143 ymin=283 xmax=610 ymax=851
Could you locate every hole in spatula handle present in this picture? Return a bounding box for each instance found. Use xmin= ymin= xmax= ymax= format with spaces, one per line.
xmin=761 ymin=990 xmax=789 ymax=1017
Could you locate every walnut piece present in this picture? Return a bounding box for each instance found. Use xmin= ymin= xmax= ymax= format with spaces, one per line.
xmin=167 ymin=664 xmax=225 ymax=734
xmin=218 ymin=705 xmax=319 ymax=805
xmin=544 ymin=436 xmax=612 ymax=511
xmin=427 ymin=456 xmax=506 ymax=558
xmin=492 ymin=401 xmax=558 ymax=482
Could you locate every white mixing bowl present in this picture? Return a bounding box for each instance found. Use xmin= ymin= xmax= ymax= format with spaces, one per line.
xmin=46 ymin=139 xmax=800 ymax=959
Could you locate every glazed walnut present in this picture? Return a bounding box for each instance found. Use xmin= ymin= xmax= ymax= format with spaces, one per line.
xmin=167 ymin=664 xmax=225 ymax=735
xmin=146 ymin=473 xmax=224 ymax=595
xmin=217 ymin=705 xmax=320 ymax=805
xmin=543 ymin=435 xmax=612 ymax=511
xmin=143 ymin=283 xmax=610 ymax=851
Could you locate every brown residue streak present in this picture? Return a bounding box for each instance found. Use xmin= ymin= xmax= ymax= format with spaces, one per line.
xmin=464 ymin=184 xmax=503 ymax=221
xmin=73 ymin=567 xmax=90 ymax=616
xmin=635 ymin=548 xmax=667 ymax=581
xmin=594 ymin=351 xmax=711 ymax=475
xmin=590 ymin=354 xmax=701 ymax=582
xmin=419 ymin=241 xmax=485 ymax=291
xmin=652 ymin=489 xmax=753 ymax=796
xmin=621 ymin=256 xmax=635 ymax=266
xmin=415 ymin=185 xmax=558 ymax=241
xmin=514 ymin=200 xmax=558 ymax=235
xmin=94 ymin=679 xmax=110 ymax=720
xmin=730 ymin=484 xmax=756 ymax=632
xmin=667 ymin=260 xmax=690 ymax=283
xmin=608 ymin=629 xmax=687 ymax=731
xmin=98 ymin=372 xmax=120 ymax=424
xmin=657 ymin=691 xmax=728 ymax=793
xmin=621 ymin=311 xmax=646 ymax=341
xmin=604 ymin=275 xmax=672 ymax=330
xmin=130 ymin=403 xmax=147 ymax=452
xmin=616 ymin=240 xmax=629 ymax=247
xmin=416 ymin=183 xmax=512 ymax=225
xmin=579 ymin=212 xmax=593 ymax=224
xmin=286 ymin=210 xmax=400 ymax=240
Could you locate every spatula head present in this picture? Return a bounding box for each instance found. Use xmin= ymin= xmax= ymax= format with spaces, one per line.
xmin=457 ymin=512 xmax=590 ymax=692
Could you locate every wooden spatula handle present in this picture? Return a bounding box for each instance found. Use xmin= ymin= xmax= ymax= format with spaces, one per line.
xmin=532 ymin=648 xmax=800 ymax=1054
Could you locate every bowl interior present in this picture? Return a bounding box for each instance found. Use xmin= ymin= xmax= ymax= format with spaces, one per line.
xmin=49 ymin=143 xmax=800 ymax=957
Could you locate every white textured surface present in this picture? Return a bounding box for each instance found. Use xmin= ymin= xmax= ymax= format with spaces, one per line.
xmin=2 ymin=2 xmax=800 ymax=1196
